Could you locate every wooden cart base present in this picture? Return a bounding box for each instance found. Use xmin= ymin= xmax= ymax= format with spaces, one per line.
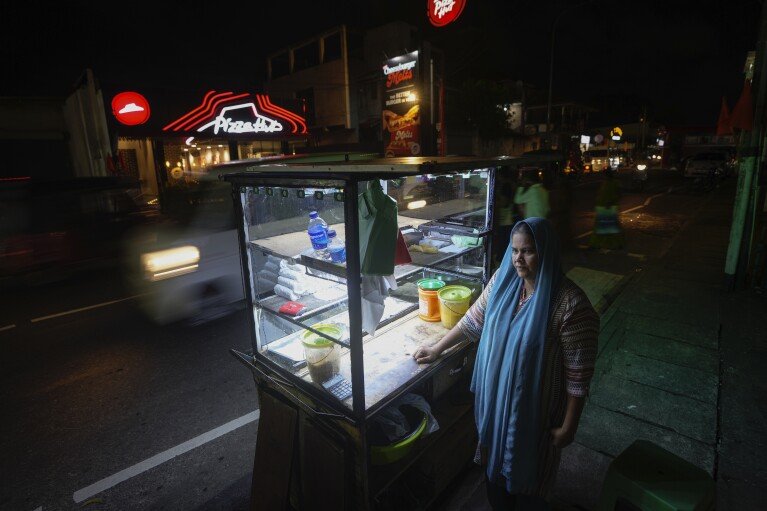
xmin=250 ymin=375 xmax=477 ymax=510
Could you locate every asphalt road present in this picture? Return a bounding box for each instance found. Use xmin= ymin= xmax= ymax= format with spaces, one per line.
xmin=0 ymin=168 xmax=725 ymax=511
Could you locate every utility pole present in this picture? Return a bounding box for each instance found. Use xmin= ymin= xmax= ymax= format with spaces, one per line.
xmin=724 ymin=3 xmax=767 ymax=289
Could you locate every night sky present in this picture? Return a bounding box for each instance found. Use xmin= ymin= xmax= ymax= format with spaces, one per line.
xmin=2 ymin=0 xmax=760 ymax=127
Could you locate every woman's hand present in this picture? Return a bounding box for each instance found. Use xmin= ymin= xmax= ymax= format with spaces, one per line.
xmin=413 ymin=345 xmax=441 ymax=364
xmin=550 ymin=426 xmax=576 ymax=449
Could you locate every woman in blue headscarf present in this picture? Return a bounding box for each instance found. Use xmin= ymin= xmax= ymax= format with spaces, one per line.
xmin=414 ymin=218 xmax=598 ymax=509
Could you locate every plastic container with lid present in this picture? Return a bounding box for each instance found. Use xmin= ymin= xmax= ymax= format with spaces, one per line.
xmin=301 ymin=323 xmax=342 ymax=383
xmin=437 ymin=285 xmax=472 ymax=329
xmin=417 ymin=278 xmax=446 ymax=322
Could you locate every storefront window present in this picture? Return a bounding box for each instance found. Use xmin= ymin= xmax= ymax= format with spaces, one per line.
xmin=238 ymin=141 xmax=282 ymax=159
xmin=161 ymin=138 xmax=231 ymax=189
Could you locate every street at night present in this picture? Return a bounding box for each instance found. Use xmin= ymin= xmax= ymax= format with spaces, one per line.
xmin=1 ymin=170 xmax=751 ymax=510
xmin=2 ymin=1 xmax=766 ymax=510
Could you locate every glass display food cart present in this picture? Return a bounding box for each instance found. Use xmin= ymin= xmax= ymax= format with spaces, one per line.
xmin=221 ymin=156 xmax=510 ymax=510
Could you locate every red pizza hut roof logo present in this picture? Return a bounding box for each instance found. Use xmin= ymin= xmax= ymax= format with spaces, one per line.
xmin=112 ymin=92 xmax=151 ymax=125
xmin=163 ymin=91 xmax=308 ymax=135
xmin=383 ymin=60 xmax=417 ymax=89
xmin=427 ymin=0 xmax=466 ymax=27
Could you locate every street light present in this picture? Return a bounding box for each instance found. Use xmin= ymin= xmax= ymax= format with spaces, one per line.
xmin=545 ymin=0 xmax=597 ymax=141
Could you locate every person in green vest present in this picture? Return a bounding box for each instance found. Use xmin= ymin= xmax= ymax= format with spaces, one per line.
xmin=494 ymin=176 xmax=516 ymax=268
xmin=514 ymin=170 xmax=550 ymax=219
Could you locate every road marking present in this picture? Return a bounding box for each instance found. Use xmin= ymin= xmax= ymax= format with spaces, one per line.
xmin=73 ymin=409 xmax=260 ymax=503
xmin=622 ymin=187 xmax=672 ymax=214
xmin=0 ymin=324 xmax=16 ymax=332
xmin=574 ymin=187 xmax=673 ymax=240
xmin=30 ymin=296 xmax=144 ymax=323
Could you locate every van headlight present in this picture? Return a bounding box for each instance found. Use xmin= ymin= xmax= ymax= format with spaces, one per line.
xmin=141 ymin=246 xmax=200 ymax=281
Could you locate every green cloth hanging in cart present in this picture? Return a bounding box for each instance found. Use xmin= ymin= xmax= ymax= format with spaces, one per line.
xmin=359 ymin=180 xmax=398 ymax=275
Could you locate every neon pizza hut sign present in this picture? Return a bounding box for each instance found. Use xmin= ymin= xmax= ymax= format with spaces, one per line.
xmin=163 ymin=91 xmax=308 ymax=135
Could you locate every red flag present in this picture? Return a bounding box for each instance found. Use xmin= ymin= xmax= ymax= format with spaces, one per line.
xmin=716 ymin=96 xmax=732 ymax=136
xmin=730 ymin=80 xmax=754 ymax=131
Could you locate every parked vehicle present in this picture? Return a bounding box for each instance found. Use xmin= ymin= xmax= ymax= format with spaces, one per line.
xmin=583 ymin=149 xmax=609 ymax=173
xmin=683 ymin=152 xmax=728 ymax=179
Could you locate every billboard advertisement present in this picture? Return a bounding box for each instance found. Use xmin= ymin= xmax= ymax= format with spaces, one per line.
xmin=382 ymin=51 xmax=421 ymax=157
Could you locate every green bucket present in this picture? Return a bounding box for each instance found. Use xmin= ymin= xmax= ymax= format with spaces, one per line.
xmin=370 ymin=407 xmax=429 ymax=465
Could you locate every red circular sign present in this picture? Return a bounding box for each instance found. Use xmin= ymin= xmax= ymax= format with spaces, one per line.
xmin=427 ymin=0 xmax=466 ymax=27
xmin=112 ymin=92 xmax=151 ymax=125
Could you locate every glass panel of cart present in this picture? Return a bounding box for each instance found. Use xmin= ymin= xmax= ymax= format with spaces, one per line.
xmin=237 ymin=168 xmax=491 ymax=414
xmin=239 ymin=183 xmax=355 ymax=409
xmin=356 ymin=171 xmax=489 ymax=413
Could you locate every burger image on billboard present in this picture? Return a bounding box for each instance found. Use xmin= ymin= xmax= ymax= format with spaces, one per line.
xmin=112 ymin=92 xmax=151 ymax=126
xmin=383 ymin=105 xmax=421 ymax=157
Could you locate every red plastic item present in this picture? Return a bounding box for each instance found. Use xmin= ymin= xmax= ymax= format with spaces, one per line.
xmin=279 ymin=301 xmax=306 ymax=316
xmin=394 ymin=229 xmax=412 ymax=265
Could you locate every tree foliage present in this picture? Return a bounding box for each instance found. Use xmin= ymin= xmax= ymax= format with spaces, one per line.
xmin=454 ymin=79 xmax=513 ymax=139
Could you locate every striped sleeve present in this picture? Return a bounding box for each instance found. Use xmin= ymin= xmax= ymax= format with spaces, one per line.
xmin=559 ymin=287 xmax=599 ymax=397
xmin=456 ymin=272 xmax=498 ymax=342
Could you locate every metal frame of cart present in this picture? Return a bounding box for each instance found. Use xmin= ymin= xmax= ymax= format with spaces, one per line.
xmin=220 ymin=156 xmax=521 ymax=509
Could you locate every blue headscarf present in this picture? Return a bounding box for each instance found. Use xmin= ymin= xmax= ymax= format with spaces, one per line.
xmin=470 ymin=217 xmax=563 ymax=493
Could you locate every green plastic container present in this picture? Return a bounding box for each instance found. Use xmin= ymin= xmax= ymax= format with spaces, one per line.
xmin=370 ymin=408 xmax=429 ymax=465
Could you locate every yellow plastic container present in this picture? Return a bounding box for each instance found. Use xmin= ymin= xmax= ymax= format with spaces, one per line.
xmin=437 ymin=285 xmax=472 ymax=329
xmin=417 ymin=279 xmax=445 ymax=322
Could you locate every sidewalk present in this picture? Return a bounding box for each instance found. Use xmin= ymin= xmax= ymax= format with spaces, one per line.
xmin=442 ymin=181 xmax=767 ymax=509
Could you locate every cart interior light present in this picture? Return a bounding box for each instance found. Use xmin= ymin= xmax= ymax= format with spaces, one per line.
xmin=141 ymin=246 xmax=200 ymax=281
xmin=407 ymin=200 xmax=427 ymax=210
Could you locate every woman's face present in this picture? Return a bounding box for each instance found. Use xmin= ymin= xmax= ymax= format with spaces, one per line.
xmin=511 ymin=232 xmax=539 ymax=280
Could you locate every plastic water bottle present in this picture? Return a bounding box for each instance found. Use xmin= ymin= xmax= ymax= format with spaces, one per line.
xmin=327 ymin=229 xmax=346 ymax=263
xmin=307 ymin=211 xmax=329 ymax=251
